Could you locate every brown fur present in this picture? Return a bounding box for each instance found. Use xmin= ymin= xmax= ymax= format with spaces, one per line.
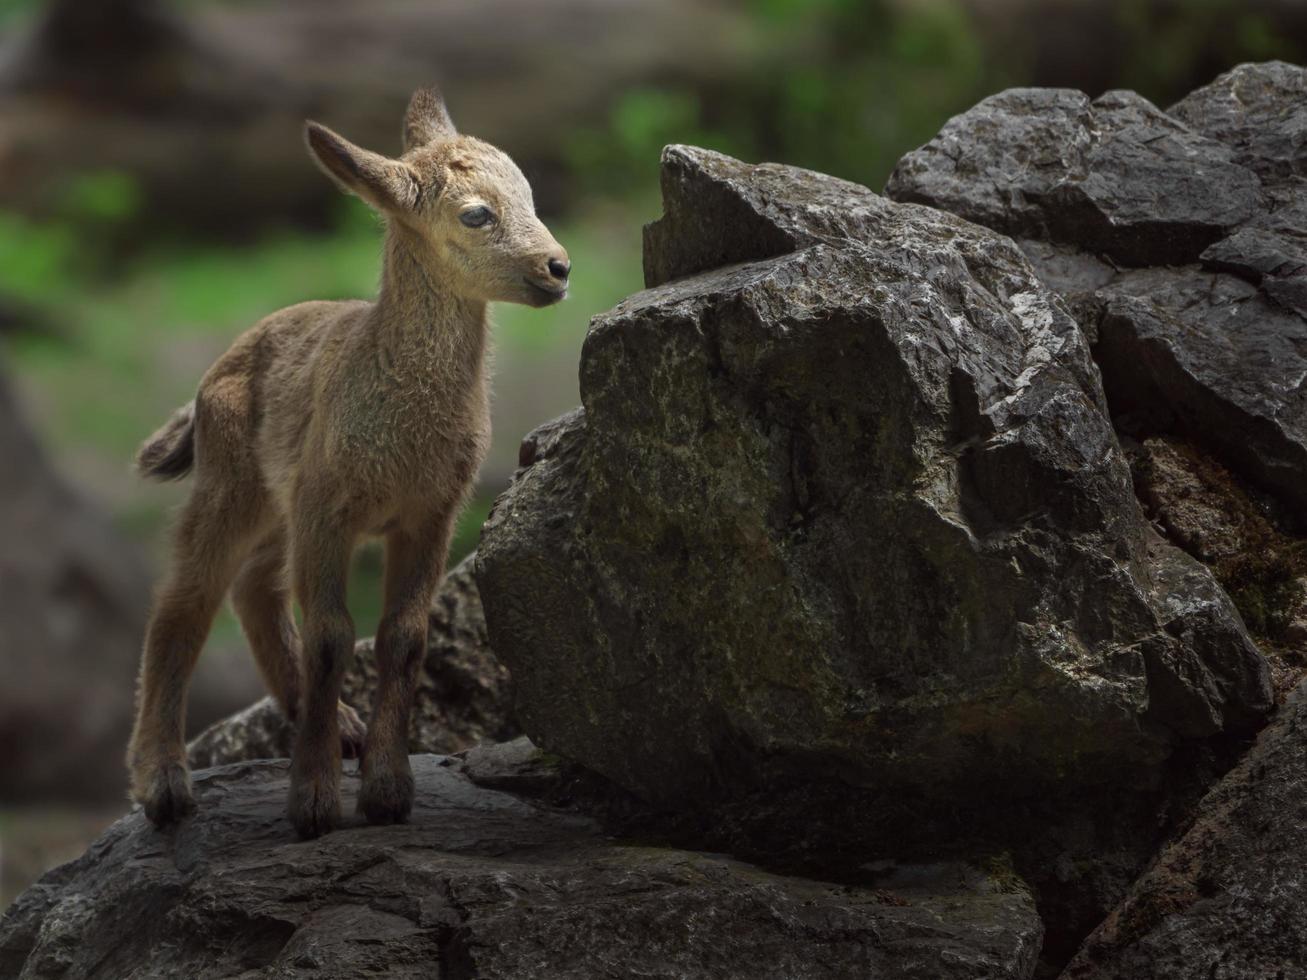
xmin=126 ymin=89 xmax=568 ymax=838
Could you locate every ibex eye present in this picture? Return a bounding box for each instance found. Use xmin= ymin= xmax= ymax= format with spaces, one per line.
xmin=459 ymin=206 xmax=494 ymax=228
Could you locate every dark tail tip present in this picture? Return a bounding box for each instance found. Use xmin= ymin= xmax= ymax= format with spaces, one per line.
xmin=136 ymin=402 xmax=196 ymax=482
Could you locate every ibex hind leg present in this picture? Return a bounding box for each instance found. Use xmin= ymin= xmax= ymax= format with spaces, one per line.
xmin=127 ymin=488 xmax=264 ymax=826
xmin=231 ymin=528 xmax=368 ymax=760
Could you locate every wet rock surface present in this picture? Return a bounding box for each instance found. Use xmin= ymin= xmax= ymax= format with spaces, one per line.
xmin=1093 ymin=265 xmax=1307 ymax=511
xmin=1167 ymin=60 xmax=1307 ymax=182
xmin=1064 ymin=679 xmax=1307 ymax=979
xmin=0 ymin=754 xmax=1043 ymax=980
xmin=188 ymin=556 xmax=515 ymax=768
xmin=882 ymin=61 xmax=1307 ymax=975
xmin=477 ymin=144 xmax=1284 ymax=969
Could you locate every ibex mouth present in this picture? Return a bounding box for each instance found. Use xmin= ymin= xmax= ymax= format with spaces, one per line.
xmin=523 ymin=278 xmax=568 ymax=306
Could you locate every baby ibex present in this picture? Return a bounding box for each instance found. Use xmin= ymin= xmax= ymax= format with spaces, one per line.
xmin=126 ymin=89 xmax=568 ymax=838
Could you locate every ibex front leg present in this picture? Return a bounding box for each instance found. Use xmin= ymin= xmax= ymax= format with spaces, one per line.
xmin=358 ymin=509 xmax=455 ymax=824
xmin=288 ymin=504 xmax=358 ymax=839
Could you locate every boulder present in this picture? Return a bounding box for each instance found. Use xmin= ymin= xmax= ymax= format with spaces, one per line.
xmin=886 ymin=62 xmax=1307 ymax=516
xmin=476 ymin=145 xmax=1271 ymax=816
xmin=1063 ymin=679 xmax=1307 ymax=979
xmin=188 ymin=556 xmax=515 ymax=768
xmin=0 ymin=754 xmax=1044 ymax=980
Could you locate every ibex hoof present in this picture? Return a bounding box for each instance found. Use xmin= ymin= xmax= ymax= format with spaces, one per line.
xmin=338 ymin=702 xmax=368 ymax=760
xmin=140 ymin=763 xmax=196 ymax=828
xmin=358 ymin=765 xmax=415 ymax=826
xmin=288 ymin=773 xmax=341 ymax=839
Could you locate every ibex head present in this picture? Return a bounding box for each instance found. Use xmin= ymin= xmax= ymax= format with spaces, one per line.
xmin=305 ymin=87 xmax=570 ymax=308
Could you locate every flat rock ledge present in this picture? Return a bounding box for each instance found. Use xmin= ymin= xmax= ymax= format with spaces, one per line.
xmin=0 ymin=751 xmax=1042 ymax=980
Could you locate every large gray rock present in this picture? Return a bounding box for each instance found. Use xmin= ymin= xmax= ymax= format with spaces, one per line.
xmin=1063 ymin=679 xmax=1307 ymax=979
xmin=476 ymin=145 xmax=1270 ymax=816
xmin=0 ymin=754 xmax=1044 ymax=980
xmin=188 ymin=556 xmax=515 ymax=768
xmin=886 ymin=62 xmax=1307 ymax=515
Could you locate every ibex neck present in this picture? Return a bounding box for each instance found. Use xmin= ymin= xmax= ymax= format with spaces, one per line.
xmin=373 ymin=223 xmax=489 ymax=379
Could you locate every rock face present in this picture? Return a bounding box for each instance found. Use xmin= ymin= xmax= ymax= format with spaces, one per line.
xmin=0 ymin=753 xmax=1043 ymax=980
xmin=1064 ymin=679 xmax=1307 ymax=978
xmin=477 ymin=144 xmax=1271 ymax=814
xmin=887 ymin=61 xmax=1307 ymax=515
xmin=188 ymin=556 xmax=515 ymax=768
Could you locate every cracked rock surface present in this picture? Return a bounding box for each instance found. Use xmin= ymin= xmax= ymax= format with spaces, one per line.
xmin=887 ymin=60 xmax=1307 ymax=513
xmin=0 ymin=753 xmax=1042 ymax=980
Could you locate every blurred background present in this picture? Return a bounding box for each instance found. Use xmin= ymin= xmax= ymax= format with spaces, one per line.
xmin=1 ymin=0 xmax=1304 ymax=907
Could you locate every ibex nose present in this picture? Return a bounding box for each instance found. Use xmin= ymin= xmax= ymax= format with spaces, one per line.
xmin=547 ymin=256 xmax=570 ymax=281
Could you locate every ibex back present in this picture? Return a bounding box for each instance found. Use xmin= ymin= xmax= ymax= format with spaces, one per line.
xmin=126 ymin=89 xmax=569 ymax=838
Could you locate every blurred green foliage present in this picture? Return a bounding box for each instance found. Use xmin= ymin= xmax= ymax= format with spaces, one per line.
xmin=738 ymin=0 xmax=998 ymax=186
xmin=562 ymin=0 xmax=1304 ymax=195
xmin=1116 ymin=0 xmax=1302 ymax=100
xmin=565 ymin=0 xmax=1007 ymax=193
xmin=0 ymin=0 xmax=37 ymax=23
xmin=0 ymin=214 xmax=75 ymax=304
xmin=60 ymin=171 xmax=143 ymax=224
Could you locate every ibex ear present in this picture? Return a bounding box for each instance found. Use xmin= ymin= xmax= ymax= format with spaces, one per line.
xmin=402 ymin=87 xmax=457 ymax=153
xmin=305 ymin=121 xmax=420 ymax=212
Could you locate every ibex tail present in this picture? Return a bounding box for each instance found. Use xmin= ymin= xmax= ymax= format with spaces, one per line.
xmin=136 ymin=401 xmax=196 ymax=481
